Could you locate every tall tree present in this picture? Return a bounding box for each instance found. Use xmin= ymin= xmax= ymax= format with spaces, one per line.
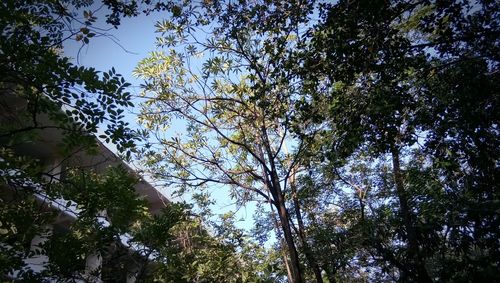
xmin=0 ymin=0 xmax=290 ymax=281
xmin=135 ymin=1 xmax=319 ymax=281
xmin=297 ymin=0 xmax=499 ymax=281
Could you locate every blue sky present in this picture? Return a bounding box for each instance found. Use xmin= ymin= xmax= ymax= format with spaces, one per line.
xmin=63 ymin=11 xmax=161 ymax=92
xmin=63 ymin=9 xmax=264 ymax=236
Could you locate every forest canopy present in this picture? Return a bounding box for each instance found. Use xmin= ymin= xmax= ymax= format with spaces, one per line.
xmin=1 ymin=0 xmax=499 ymax=282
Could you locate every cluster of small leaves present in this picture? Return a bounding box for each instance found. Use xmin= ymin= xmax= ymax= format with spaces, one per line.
xmin=0 ymin=0 xmax=140 ymax=155
xmin=0 ymin=157 xmax=230 ymax=282
xmin=0 ymin=161 xmax=135 ymax=280
xmin=134 ymin=1 xmax=335 ymax=282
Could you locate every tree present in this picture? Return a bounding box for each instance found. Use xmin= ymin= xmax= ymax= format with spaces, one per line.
xmin=296 ymin=0 xmax=499 ymax=281
xmin=134 ymin=1 xmax=319 ymax=281
xmin=0 ymin=0 xmax=156 ymax=280
xmin=138 ymin=199 xmax=282 ymax=282
xmin=0 ymin=0 xmax=146 ymax=153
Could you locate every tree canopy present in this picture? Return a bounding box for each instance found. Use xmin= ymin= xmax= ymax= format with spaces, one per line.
xmin=1 ymin=0 xmax=285 ymax=281
xmin=136 ymin=0 xmax=498 ymax=281
xmin=1 ymin=0 xmax=498 ymax=282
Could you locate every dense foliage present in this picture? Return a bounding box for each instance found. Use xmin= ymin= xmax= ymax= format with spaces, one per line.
xmin=1 ymin=0 xmax=275 ymax=281
xmin=136 ymin=0 xmax=498 ymax=282
xmin=297 ymin=0 xmax=499 ymax=281
xmin=1 ymin=0 xmax=498 ymax=282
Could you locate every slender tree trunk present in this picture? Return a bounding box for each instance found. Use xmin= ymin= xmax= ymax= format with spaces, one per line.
xmin=274 ymin=187 xmax=304 ymax=283
xmin=280 ymin=238 xmax=294 ymax=282
xmin=267 ymin=182 xmax=294 ymax=283
xmin=291 ymin=183 xmax=324 ymax=283
xmin=259 ymin=120 xmax=303 ymax=283
xmin=390 ymin=145 xmax=432 ymax=283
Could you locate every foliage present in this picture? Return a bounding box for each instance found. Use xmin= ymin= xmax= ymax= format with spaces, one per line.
xmin=146 ymin=208 xmax=281 ymax=283
xmin=137 ymin=0 xmax=498 ymax=281
xmin=135 ymin=0 xmax=317 ymax=282
xmin=0 ymin=159 xmax=144 ymax=281
xmin=295 ymin=0 xmax=499 ymax=281
xmin=0 ymin=0 xmax=142 ymax=280
xmin=0 ymin=0 xmax=145 ymax=154
xmin=2 ymin=0 xmax=498 ymax=281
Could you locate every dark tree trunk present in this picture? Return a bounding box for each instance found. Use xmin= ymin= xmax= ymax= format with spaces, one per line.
xmin=291 ymin=183 xmax=324 ymax=283
xmin=391 ymin=145 xmax=432 ymax=283
xmin=260 ymin=122 xmax=304 ymax=283
xmin=274 ymin=185 xmax=304 ymax=283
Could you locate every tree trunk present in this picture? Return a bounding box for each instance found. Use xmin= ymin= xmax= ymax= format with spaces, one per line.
xmin=291 ymin=182 xmax=324 ymax=283
xmin=267 ymin=186 xmax=294 ymax=283
xmin=280 ymin=238 xmax=294 ymax=283
xmin=275 ymin=188 xmax=304 ymax=283
xmin=391 ymin=145 xmax=432 ymax=283
xmin=259 ymin=121 xmax=304 ymax=283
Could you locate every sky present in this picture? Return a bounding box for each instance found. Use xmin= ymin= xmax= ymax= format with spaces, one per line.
xmin=63 ymin=11 xmax=161 ymax=93
xmin=62 ymin=7 xmax=263 ymax=236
